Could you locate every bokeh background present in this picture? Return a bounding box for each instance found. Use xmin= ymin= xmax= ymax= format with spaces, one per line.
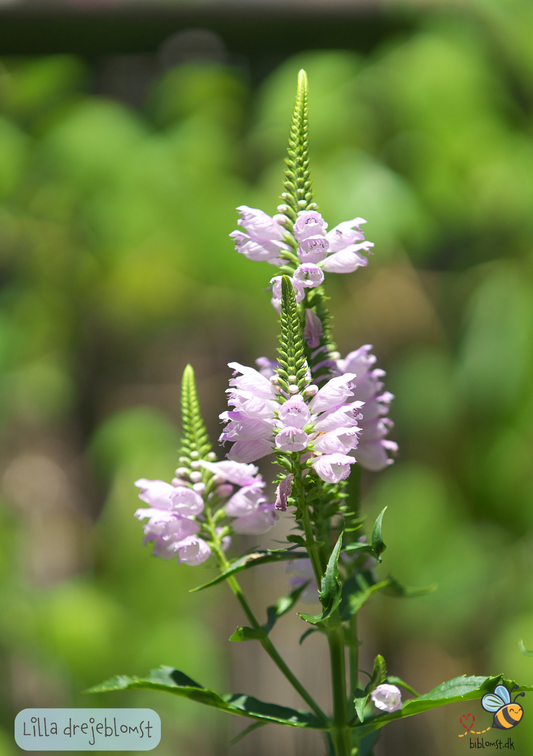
xmin=1 ymin=1 xmax=533 ymax=754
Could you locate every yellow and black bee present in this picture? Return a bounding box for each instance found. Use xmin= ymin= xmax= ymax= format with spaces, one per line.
xmin=482 ymin=684 xmax=525 ymax=730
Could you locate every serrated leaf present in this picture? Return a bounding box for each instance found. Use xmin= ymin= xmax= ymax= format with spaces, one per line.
xmin=371 ymin=508 xmax=387 ymax=561
xmin=230 ymin=626 xmax=268 ymax=642
xmin=339 ymin=574 xmax=392 ymax=622
xmin=229 ymin=720 xmax=269 ymax=746
xmin=190 ymin=548 xmax=307 ymax=592
xmin=299 ymin=534 xmax=343 ymax=626
xmin=356 ymin=675 xmax=533 ymax=737
xmin=87 ymin=666 xmax=326 ymax=730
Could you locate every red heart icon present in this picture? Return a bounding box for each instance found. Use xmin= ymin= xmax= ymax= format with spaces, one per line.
xmin=460 ymin=714 xmax=475 ymax=732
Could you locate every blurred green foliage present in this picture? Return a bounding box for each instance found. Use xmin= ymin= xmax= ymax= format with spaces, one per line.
xmin=2 ymin=2 xmax=533 ymax=754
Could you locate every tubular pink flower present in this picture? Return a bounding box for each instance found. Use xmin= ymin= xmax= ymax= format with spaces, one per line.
xmin=309 ymin=453 xmax=355 ymax=483
xmin=309 ymin=373 xmax=357 ymax=414
xmin=297 ymin=235 xmax=329 ymax=264
xmin=294 ymin=263 xmax=324 ymax=289
xmin=230 ymin=206 xmax=289 ymax=266
xmin=371 ymin=685 xmax=402 ymax=712
xmin=176 ymin=536 xmax=212 ymax=566
xmin=199 ymin=459 xmax=259 ymax=486
xmin=169 ymin=486 xmax=205 ymax=515
xmin=304 ymin=309 xmax=323 ymax=348
xmin=294 ymin=211 xmax=328 ymax=241
xmin=326 ymin=217 xmax=366 ymax=252
xmin=312 ymin=427 xmax=361 ymax=455
xmin=275 ymin=427 xmax=310 ymax=452
xmin=225 ymin=481 xmax=267 ymax=516
xmin=322 ymin=242 xmax=373 ymax=274
xmin=134 ymin=479 xmax=176 ymax=510
xmin=334 ymin=346 xmax=397 ymax=470
xmin=232 ymin=503 xmax=279 ymax=534
xmin=227 ymin=437 xmax=274 ymax=464
xmin=277 ymin=395 xmax=311 ymax=429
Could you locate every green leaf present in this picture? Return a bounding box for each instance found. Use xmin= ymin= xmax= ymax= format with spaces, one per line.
xmin=229 ymin=720 xmax=269 ymax=746
xmin=299 ymin=533 xmax=343 ymax=626
xmin=190 ymin=548 xmax=307 ymax=592
xmin=263 ymin=582 xmax=311 ymax=634
xmin=87 ymin=666 xmax=326 ymax=730
xmin=339 ymin=574 xmax=392 ymax=622
xmin=356 ymin=675 xmax=533 ymax=737
xmin=380 ymin=575 xmax=437 ymax=599
xmin=344 ymin=543 xmax=375 ymax=557
xmin=299 ymin=628 xmax=319 ymax=645
xmin=229 ymin=626 xmax=268 ymax=642
xmin=386 ymin=676 xmax=419 ymax=697
xmin=179 ymin=364 xmax=212 ymax=461
xmin=355 ymin=655 xmax=388 ymax=724
xmin=371 ymin=508 xmax=387 ymax=561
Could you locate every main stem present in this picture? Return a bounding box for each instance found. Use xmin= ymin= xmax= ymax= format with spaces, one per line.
xmin=216 ymin=548 xmax=329 ymax=725
xmin=299 ymin=493 xmax=352 ymax=756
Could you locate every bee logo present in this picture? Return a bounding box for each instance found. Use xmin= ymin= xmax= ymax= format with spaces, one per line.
xmin=481 ymin=684 xmax=525 ymax=730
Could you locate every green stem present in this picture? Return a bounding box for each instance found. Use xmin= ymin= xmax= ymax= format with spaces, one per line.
xmin=349 ymin=614 xmax=359 ymax=699
xmin=215 ymin=547 xmax=329 ymax=726
xmin=328 ymin=624 xmax=351 ymax=756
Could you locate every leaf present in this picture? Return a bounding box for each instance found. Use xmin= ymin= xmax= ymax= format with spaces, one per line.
xmin=299 ymin=628 xmax=319 ymax=645
xmin=386 ymin=676 xmax=419 ymax=697
xmin=299 ymin=533 xmax=343 ymax=626
xmin=371 ymin=508 xmax=387 ymax=561
xmin=355 ymin=675 xmax=533 ymax=737
xmin=229 ymin=720 xmax=269 ymax=746
xmin=339 ymin=574 xmax=392 ymax=622
xmin=87 ymin=666 xmax=326 ymax=730
xmin=229 ymin=627 xmax=268 ymax=642
xmin=380 ymin=576 xmax=437 ymax=599
xmin=190 ymin=548 xmax=308 ymax=592
xmin=354 ymin=655 xmax=387 ymax=724
xmin=344 ymin=543 xmax=376 ymax=557
xmin=263 ymin=582 xmax=311 ymax=634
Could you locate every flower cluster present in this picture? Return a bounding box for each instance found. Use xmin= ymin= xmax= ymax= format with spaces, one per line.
xmin=334 ymin=346 xmax=398 ymax=471
xmin=134 ymin=460 xmax=278 ymax=565
xmin=134 ymin=479 xmax=210 ymax=565
xmin=200 ymin=459 xmax=278 ymax=535
xmin=230 ymin=207 xmax=374 ymax=312
xmin=220 ymin=361 xmax=363 ymax=484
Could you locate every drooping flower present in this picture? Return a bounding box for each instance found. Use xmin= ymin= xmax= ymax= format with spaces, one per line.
xmin=370 ymin=684 xmax=402 ymax=712
xmin=334 ymin=346 xmax=398 ymax=470
xmin=230 ymin=206 xmax=289 ymax=266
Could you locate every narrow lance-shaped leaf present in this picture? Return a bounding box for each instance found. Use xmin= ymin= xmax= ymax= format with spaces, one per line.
xmin=230 ymin=582 xmax=312 ymax=642
xmin=371 ymin=508 xmax=387 ymax=561
xmin=87 ymin=667 xmax=327 ymax=730
xmin=190 ymin=547 xmax=308 ymax=592
xmin=299 ymin=533 xmax=343 ymax=626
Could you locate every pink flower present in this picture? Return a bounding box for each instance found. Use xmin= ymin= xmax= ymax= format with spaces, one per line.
xmin=304 ymin=309 xmax=323 ymax=348
xmin=294 ymin=263 xmax=324 ymax=289
xmin=371 ymin=684 xmax=402 ymax=712
xmin=230 ymin=206 xmax=289 ymax=266
xmin=294 ymin=211 xmax=328 ymax=241
xmin=176 ymin=536 xmax=212 ymax=566
xmin=232 ymin=503 xmax=279 ymax=534
xmin=297 ymin=235 xmax=329 ymax=264
xmin=309 ymin=453 xmax=356 ymax=483
xmin=334 ymin=346 xmax=397 ymax=471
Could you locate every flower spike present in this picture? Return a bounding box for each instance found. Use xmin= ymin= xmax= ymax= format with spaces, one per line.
xmin=277 ymin=275 xmax=310 ymax=397
xmin=179 ymin=364 xmax=212 ymax=465
xmin=279 ymin=69 xmax=315 ymax=230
